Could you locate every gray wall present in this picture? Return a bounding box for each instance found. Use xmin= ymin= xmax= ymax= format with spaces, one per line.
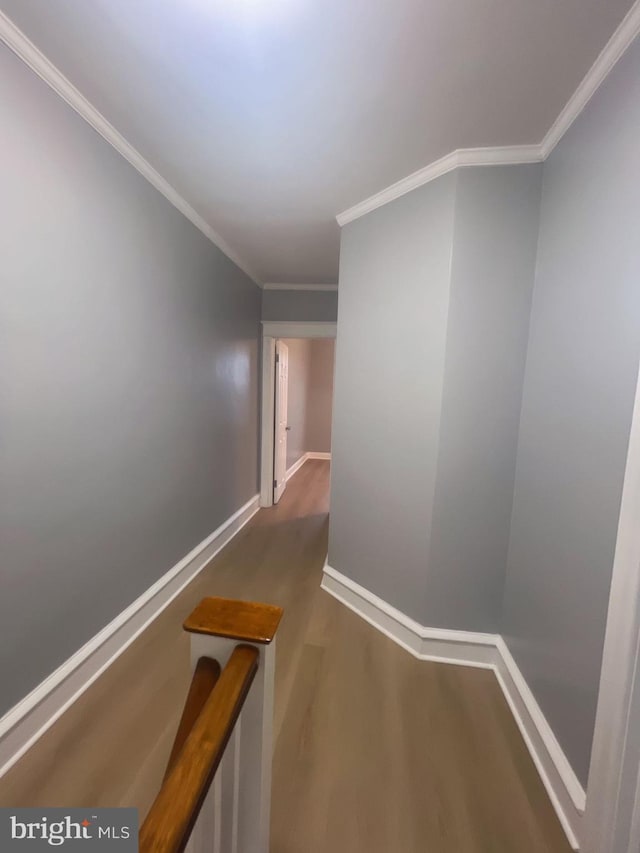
xmin=329 ymin=166 xmax=541 ymax=629
xmin=307 ymin=339 xmax=335 ymax=453
xmin=0 ymin=44 xmax=261 ymax=716
xmin=281 ymin=339 xmax=312 ymax=469
xmin=425 ymin=166 xmax=542 ymax=631
xmin=281 ymin=338 xmax=335 ymax=468
xmin=261 ymin=289 xmax=338 ymax=322
xmin=502 ymin=35 xmax=640 ymax=786
xmin=329 ymin=172 xmax=457 ymax=622
xmin=330 ymin=61 xmax=640 ymax=782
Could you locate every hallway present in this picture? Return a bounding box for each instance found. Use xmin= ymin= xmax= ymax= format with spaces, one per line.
xmin=0 ymin=460 xmax=571 ymax=851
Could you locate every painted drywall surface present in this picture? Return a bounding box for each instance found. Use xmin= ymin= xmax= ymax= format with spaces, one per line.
xmin=424 ymin=165 xmax=542 ymax=632
xmin=261 ymin=289 xmax=338 ymax=322
xmin=306 ymin=339 xmax=335 ymax=453
xmin=329 ymin=172 xmax=457 ymax=621
xmin=281 ymin=339 xmax=312 ymax=469
xmin=0 ymin=45 xmax=261 ymax=716
xmin=502 ymin=36 xmax=640 ymax=787
xmin=281 ymin=338 xmax=335 ymax=467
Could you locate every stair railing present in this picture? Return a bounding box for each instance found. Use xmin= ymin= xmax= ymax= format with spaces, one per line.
xmin=139 ymin=596 xmax=283 ymax=853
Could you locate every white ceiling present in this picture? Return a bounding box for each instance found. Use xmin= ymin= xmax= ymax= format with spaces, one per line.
xmin=0 ymin=0 xmax=635 ymax=283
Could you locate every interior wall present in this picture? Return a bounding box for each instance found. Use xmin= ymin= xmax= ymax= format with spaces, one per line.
xmin=329 ymin=164 xmax=540 ymax=629
xmin=329 ymin=172 xmax=457 ymax=622
xmin=261 ymin=289 xmax=338 ymax=322
xmin=501 ymin=33 xmax=640 ymax=787
xmin=281 ymin=338 xmax=335 ymax=470
xmin=424 ymin=165 xmax=542 ymax=632
xmin=329 ymin=32 xmax=640 ymax=792
xmin=306 ymin=339 xmax=335 ymax=453
xmin=0 ymin=44 xmax=261 ymax=717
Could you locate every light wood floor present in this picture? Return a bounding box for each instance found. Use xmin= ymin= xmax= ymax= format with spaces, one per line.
xmin=0 ymin=460 xmax=571 ymax=852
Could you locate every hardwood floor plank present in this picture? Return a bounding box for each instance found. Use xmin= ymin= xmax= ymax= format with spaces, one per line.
xmin=0 ymin=460 xmax=572 ymax=851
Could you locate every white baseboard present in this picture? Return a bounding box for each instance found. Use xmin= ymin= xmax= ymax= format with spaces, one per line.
xmin=0 ymin=494 xmax=260 ymax=779
xmin=285 ymin=454 xmax=309 ymax=481
xmin=321 ymin=563 xmax=584 ymax=850
xmin=285 ymin=451 xmax=332 ymax=482
xmin=322 ymin=564 xmax=498 ymax=667
xmin=494 ymin=637 xmax=584 ymax=849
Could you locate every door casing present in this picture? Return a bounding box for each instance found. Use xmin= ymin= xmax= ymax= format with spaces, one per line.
xmin=273 ymin=340 xmax=289 ymax=503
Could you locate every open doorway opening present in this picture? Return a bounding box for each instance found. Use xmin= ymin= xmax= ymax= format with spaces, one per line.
xmin=274 ymin=337 xmax=335 ymax=503
xmin=260 ymin=322 xmax=337 ymax=507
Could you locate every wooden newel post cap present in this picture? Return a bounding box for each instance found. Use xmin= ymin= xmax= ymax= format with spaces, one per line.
xmin=183 ymin=597 xmax=283 ymax=644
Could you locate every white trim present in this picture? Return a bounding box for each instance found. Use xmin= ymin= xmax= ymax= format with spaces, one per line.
xmin=321 ymin=564 xmax=585 ymax=849
xmin=540 ymin=1 xmax=640 ymax=158
xmin=336 ymin=145 xmax=544 ymax=225
xmin=322 ymin=564 xmax=498 ymax=667
xmin=0 ymin=494 xmax=260 ymax=779
xmin=260 ymin=321 xmax=337 ymax=339
xmin=260 ymin=336 xmax=277 ymax=507
xmin=495 ymin=638 xmax=584 ymax=850
xmin=262 ymin=283 xmax=338 ymax=292
xmin=285 ymin=452 xmax=332 ymax=482
xmin=582 ymin=358 xmax=640 ymax=853
xmin=0 ymin=10 xmax=261 ymax=286
xmin=285 ymin=453 xmax=309 ymax=482
xmin=337 ymin=0 xmax=640 ymax=226
xmin=4 ymin=0 xmax=640 ymax=264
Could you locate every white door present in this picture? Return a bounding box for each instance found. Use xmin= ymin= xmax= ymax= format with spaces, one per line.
xmin=273 ymin=341 xmax=289 ymax=503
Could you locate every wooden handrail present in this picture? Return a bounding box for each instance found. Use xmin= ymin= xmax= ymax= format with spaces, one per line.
xmin=139 ymin=597 xmax=282 ymax=853
xmin=184 ymin=596 xmax=283 ymax=644
xmin=163 ymin=656 xmax=221 ymax=781
xmin=140 ymin=644 xmax=259 ymax=853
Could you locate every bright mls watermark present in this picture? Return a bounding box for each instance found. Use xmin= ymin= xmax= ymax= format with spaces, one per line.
xmin=0 ymin=809 xmax=137 ymax=851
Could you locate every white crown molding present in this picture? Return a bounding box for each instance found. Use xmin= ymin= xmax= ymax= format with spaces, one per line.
xmin=322 ymin=563 xmax=584 ymax=850
xmin=0 ymin=10 xmax=261 ymax=286
xmin=4 ymin=0 xmax=640 ymax=282
xmin=540 ymin=0 xmax=640 ymax=158
xmin=336 ymin=145 xmax=543 ymax=226
xmin=263 ymin=283 xmax=338 ymax=291
xmin=338 ymin=0 xmax=640 ymax=227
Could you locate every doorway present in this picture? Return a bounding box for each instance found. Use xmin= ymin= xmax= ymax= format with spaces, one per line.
xmin=260 ymin=321 xmax=337 ymax=507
